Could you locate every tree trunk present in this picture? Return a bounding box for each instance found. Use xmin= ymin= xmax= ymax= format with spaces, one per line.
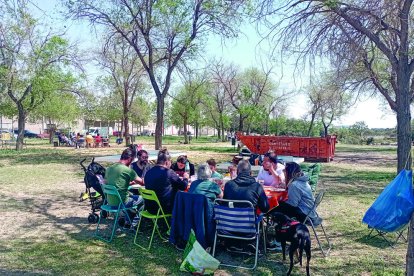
xmin=124 ymin=115 xmax=130 ymax=146
xmin=155 ymin=95 xmax=165 ymax=149
xmin=238 ymin=113 xmax=244 ymax=131
xmin=219 ymin=113 xmax=225 ymax=142
xmin=184 ymin=117 xmax=188 ymax=144
xmin=16 ymin=105 xmax=26 ymax=151
xmin=323 ymin=122 xmax=329 ymax=137
xmin=408 ymin=212 xmax=414 ymax=276
xmin=220 ymin=117 xmax=224 ymax=142
xmin=48 ymin=118 xmax=54 ymax=144
xmin=307 ymin=112 xmax=317 ymax=136
xmin=395 ymin=68 xmax=414 ymax=275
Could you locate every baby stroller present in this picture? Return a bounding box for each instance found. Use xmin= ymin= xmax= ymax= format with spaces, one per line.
xmin=80 ymin=158 xmax=107 ymax=223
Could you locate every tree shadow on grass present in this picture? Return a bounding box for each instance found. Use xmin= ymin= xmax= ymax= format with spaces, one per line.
xmin=321 ymin=170 xmax=395 ymax=197
xmin=1 ymin=193 xmax=189 ymax=274
xmin=355 ymin=229 xmax=408 ymax=250
xmin=0 ymin=268 xmax=46 ymax=275
xmin=0 ymin=148 xmax=103 ymax=167
xmin=3 ymin=192 xmax=291 ymax=275
xmin=355 ymin=234 xmax=394 ymax=249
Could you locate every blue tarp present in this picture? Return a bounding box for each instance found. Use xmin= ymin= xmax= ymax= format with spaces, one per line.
xmin=362 ymin=169 xmax=414 ymax=232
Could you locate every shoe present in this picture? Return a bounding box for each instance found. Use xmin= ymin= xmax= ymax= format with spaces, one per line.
xmin=269 ymin=240 xmax=281 ymax=246
xmin=246 ymin=244 xmax=262 ymax=256
xmin=267 ymin=242 xmax=282 ymax=252
xmin=175 ymin=242 xmax=186 ymax=251
xmin=132 ymin=215 xmax=140 ymax=227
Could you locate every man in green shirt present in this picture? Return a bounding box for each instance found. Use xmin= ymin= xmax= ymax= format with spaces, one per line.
xmin=105 ymin=148 xmax=144 ymax=209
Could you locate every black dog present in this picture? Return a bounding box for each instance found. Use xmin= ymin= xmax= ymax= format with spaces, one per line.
xmin=271 ymin=212 xmax=311 ymax=276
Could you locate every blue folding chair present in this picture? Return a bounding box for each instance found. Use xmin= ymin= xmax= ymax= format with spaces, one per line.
xmin=95 ymin=185 xmax=136 ymax=242
xmin=363 ymin=169 xmax=414 ymax=246
xmin=212 ymin=199 xmax=266 ymax=270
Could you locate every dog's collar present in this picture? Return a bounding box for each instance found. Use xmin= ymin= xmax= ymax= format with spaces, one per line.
xmin=279 ymin=220 xmax=300 ymax=233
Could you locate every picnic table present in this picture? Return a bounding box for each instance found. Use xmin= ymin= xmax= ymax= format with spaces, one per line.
xmin=129 ymin=179 xmax=288 ymax=212
xmin=215 ymin=155 xmax=304 ymax=174
xmin=94 ymin=150 xmax=186 ymax=163
xmin=263 ymin=186 xmax=288 ymax=212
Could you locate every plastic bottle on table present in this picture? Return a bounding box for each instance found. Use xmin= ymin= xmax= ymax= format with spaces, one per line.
xmin=185 ymin=161 xmax=190 ymax=174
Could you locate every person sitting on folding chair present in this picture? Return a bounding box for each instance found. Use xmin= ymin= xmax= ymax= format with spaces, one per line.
xmin=144 ymin=148 xmax=189 ymax=214
xmin=104 ymin=148 xmax=144 ymax=227
xmin=224 ymin=160 xmax=269 ymax=213
xmin=271 ymin=162 xmax=321 ymax=226
xmin=189 ymin=163 xmax=223 ymax=210
xmin=223 ymin=160 xmax=270 ymax=253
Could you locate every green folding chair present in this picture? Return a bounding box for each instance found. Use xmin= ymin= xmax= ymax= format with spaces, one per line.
xmin=134 ymin=189 xmax=172 ymax=251
xmin=95 ymin=185 xmax=135 ymax=242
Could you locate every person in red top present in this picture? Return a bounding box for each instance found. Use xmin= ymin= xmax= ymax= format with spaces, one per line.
xmin=94 ymin=133 xmax=102 ymax=147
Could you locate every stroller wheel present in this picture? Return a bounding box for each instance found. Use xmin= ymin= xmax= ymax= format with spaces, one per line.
xmin=101 ymin=210 xmax=108 ymax=219
xmin=88 ymin=213 xmax=97 ymax=223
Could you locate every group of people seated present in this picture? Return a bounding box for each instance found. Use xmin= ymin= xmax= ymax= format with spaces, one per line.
xmin=57 ymin=132 xmax=109 ymax=148
xmin=102 ymin=147 xmax=319 ymax=242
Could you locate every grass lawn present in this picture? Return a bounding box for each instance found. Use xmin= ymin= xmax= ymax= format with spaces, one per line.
xmin=0 ymin=139 xmax=408 ymax=275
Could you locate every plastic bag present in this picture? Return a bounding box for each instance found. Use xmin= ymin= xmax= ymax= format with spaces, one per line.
xmin=362 ymin=169 xmax=414 ymax=232
xmin=180 ymin=229 xmax=220 ymax=275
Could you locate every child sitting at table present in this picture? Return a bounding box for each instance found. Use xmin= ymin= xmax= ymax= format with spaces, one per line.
xmin=206 ymin=158 xmax=223 ymax=179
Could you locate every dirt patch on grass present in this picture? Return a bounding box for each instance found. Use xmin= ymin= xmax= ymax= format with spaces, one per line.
xmin=333 ymin=151 xmax=396 ymax=167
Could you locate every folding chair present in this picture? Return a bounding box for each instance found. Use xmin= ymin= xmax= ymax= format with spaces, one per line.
xmin=212 ymin=199 xmax=266 ymax=270
xmin=134 ymin=189 xmax=172 ymax=251
xmin=95 ymin=185 xmax=136 ymax=242
xmin=366 ymin=225 xmax=409 ymax=247
xmin=362 ymin=169 xmax=414 ymax=247
xmin=302 ymin=190 xmax=331 ymax=257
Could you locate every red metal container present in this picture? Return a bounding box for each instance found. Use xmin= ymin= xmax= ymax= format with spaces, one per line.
xmin=236 ymin=132 xmax=337 ymax=162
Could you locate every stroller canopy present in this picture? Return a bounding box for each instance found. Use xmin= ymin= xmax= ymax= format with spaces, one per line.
xmin=362 ymin=169 xmax=414 ymax=232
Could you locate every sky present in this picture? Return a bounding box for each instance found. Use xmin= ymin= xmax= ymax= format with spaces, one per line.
xmin=33 ymin=1 xmax=397 ymax=129
xmin=203 ymin=24 xmax=398 ymax=129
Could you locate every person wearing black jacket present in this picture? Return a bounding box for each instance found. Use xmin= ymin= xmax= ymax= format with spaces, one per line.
xmin=171 ymin=155 xmax=195 ymax=177
xmin=223 ymin=160 xmax=269 ymax=214
xmin=144 ymin=149 xmax=188 ymax=214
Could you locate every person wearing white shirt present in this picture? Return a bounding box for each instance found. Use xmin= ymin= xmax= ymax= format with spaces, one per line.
xmin=257 ymin=154 xmax=285 ymax=188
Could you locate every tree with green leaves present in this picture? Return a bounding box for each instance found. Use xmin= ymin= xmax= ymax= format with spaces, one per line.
xmin=306 ymin=73 xmax=352 ymax=136
xmin=66 ymin=0 xmax=246 ymax=149
xmin=130 ymin=96 xmax=152 ymax=133
xmin=31 ymin=85 xmax=81 ymax=143
xmin=0 ymin=0 xmax=79 ymax=150
xmin=170 ymin=76 xmax=205 ymax=144
xmin=97 ymin=35 xmax=146 ymax=145
xmin=227 ymin=67 xmax=276 ymax=133
xmin=350 ymin=121 xmax=370 ymax=143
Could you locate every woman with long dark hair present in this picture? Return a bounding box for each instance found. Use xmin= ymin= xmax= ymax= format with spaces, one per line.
xmin=271 ymin=162 xmax=320 ymax=224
